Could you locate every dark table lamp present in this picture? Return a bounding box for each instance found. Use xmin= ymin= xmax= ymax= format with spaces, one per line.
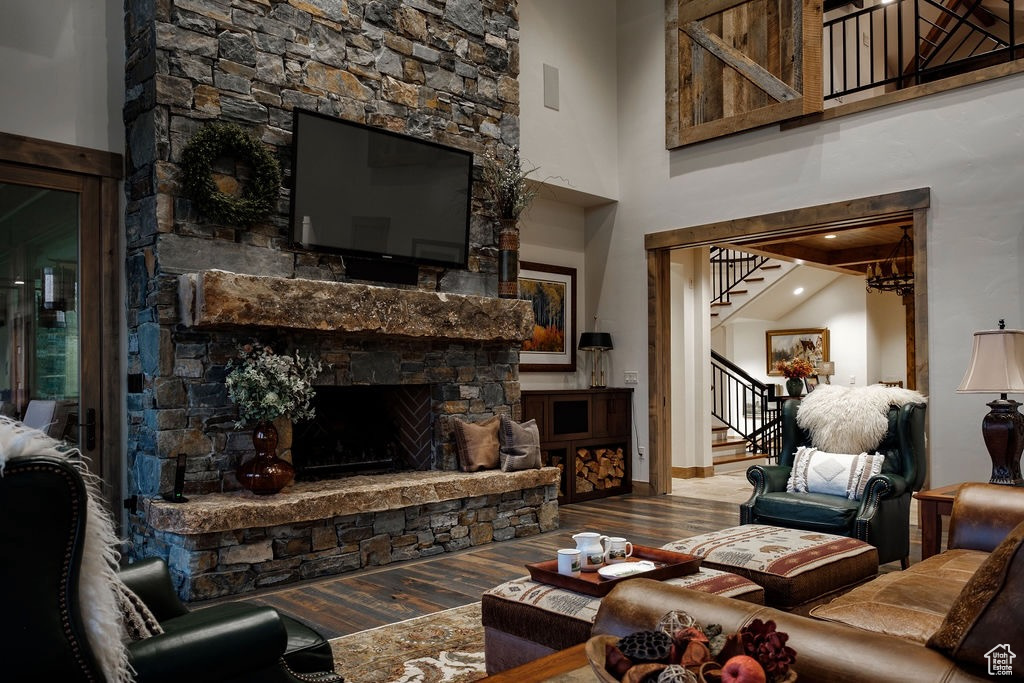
xmin=579 ymin=332 xmax=613 ymax=388
xmin=957 ymin=320 xmax=1024 ymax=486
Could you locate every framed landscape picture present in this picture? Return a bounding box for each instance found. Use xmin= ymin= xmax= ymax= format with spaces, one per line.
xmin=518 ymin=262 xmax=576 ymax=372
xmin=766 ymin=328 xmax=830 ymax=375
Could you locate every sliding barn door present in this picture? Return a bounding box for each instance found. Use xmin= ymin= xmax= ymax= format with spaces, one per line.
xmin=666 ymin=0 xmax=823 ymax=148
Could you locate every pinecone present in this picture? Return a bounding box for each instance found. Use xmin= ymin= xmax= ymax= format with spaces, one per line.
xmin=739 ymin=619 xmax=796 ymax=681
xmin=617 ymin=630 xmax=674 ymax=664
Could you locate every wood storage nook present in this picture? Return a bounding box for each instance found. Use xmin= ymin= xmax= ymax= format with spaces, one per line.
xmin=522 ymin=388 xmax=633 ymax=503
xmin=576 ymin=446 xmax=626 ymax=493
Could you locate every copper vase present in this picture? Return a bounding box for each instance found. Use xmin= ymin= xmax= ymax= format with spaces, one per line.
xmin=237 ymin=420 xmax=294 ymax=495
xmin=497 ymin=218 xmax=520 ymax=299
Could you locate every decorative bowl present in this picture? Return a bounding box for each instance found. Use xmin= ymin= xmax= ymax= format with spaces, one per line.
xmin=585 ymin=634 xmax=621 ymax=683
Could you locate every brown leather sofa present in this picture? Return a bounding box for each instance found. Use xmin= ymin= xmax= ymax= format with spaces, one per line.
xmin=592 ymin=483 xmax=1024 ymax=682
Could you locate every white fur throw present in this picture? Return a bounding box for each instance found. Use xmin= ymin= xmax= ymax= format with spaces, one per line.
xmin=0 ymin=417 xmax=134 ymax=683
xmin=787 ymin=446 xmax=886 ymax=500
xmin=796 ymin=384 xmax=926 ymax=454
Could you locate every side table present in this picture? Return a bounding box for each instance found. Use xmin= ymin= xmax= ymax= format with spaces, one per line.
xmin=914 ymin=483 xmax=972 ymax=560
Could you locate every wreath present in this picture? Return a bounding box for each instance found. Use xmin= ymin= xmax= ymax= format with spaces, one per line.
xmin=180 ymin=123 xmax=282 ymax=226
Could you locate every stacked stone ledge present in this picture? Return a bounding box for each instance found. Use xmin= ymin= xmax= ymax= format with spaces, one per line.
xmin=133 ymin=470 xmax=560 ymax=600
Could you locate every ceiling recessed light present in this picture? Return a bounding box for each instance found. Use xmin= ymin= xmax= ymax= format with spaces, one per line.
xmin=824 ymin=234 xmax=837 ymax=239
xmin=793 ymin=287 xmax=805 ymax=295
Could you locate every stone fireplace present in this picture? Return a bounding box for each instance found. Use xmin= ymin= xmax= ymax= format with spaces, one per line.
xmin=121 ymin=0 xmax=545 ymax=599
xmin=127 ymin=270 xmax=560 ymax=600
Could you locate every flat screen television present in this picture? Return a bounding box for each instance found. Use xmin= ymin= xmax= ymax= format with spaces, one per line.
xmin=289 ymin=109 xmax=473 ymax=273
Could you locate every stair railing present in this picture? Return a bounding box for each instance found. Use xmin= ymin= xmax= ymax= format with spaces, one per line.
xmin=710 ymin=247 xmax=769 ymax=306
xmin=710 ymin=350 xmax=783 ymax=461
xmin=825 ymin=0 xmax=1015 ymax=101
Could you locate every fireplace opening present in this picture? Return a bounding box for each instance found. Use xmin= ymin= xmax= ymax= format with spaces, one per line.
xmin=292 ymin=385 xmax=434 ymax=479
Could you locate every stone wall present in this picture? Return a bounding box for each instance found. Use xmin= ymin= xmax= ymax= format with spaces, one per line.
xmin=122 ymin=0 xmax=523 ymax=502
xmin=134 ymin=472 xmax=558 ymax=599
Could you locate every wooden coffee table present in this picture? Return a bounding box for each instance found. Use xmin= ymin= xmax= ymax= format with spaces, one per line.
xmin=914 ymin=482 xmax=972 ymax=559
xmin=481 ymin=643 xmax=589 ymax=681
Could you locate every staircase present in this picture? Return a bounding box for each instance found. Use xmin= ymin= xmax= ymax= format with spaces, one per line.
xmin=710 ymin=350 xmax=783 ymax=469
xmin=710 ymin=247 xmax=795 ymax=327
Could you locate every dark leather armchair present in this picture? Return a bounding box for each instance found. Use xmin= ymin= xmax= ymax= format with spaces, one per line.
xmin=741 ymin=398 xmax=927 ymax=566
xmin=0 ymin=455 xmax=342 ymax=682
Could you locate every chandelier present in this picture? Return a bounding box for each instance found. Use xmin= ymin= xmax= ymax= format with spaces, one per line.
xmin=865 ymin=226 xmax=913 ymax=296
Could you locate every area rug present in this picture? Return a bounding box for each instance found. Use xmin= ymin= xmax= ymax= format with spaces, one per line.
xmin=329 ymin=602 xmax=486 ymax=683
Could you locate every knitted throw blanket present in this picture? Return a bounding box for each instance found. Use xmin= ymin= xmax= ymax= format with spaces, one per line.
xmin=0 ymin=417 xmax=133 ymax=683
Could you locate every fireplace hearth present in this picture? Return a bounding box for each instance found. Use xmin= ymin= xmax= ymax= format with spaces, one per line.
xmin=292 ymin=385 xmax=434 ymax=479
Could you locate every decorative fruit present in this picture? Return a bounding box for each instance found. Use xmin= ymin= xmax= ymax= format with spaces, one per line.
xmin=720 ymin=655 xmax=767 ymax=683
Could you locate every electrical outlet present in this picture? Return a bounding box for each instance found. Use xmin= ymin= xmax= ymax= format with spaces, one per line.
xmin=637 ymin=446 xmax=645 ymax=458
xmin=624 ymin=371 xmax=639 ymax=384
xmin=849 ymin=375 xmax=856 ymax=385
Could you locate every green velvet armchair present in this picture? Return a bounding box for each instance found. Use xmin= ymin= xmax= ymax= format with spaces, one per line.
xmin=0 ymin=455 xmax=342 ymax=682
xmin=741 ymin=398 xmax=927 ymax=567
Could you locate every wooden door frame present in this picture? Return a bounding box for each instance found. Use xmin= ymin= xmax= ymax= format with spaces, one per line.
xmin=0 ymin=132 xmax=123 ymax=512
xmin=644 ymin=188 xmax=930 ymax=494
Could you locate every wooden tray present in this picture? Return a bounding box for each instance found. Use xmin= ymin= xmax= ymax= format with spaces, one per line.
xmin=525 ymin=545 xmax=702 ymax=597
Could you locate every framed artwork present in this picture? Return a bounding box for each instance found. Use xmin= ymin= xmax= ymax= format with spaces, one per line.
xmin=766 ymin=328 xmax=830 ymax=375
xmin=518 ymin=262 xmax=577 ymax=372
xmin=804 ymin=376 xmax=820 ymax=393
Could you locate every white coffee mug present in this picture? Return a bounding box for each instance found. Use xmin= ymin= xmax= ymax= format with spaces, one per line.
xmin=604 ymin=537 xmax=634 ymax=564
xmin=557 ymin=548 xmax=581 ymax=577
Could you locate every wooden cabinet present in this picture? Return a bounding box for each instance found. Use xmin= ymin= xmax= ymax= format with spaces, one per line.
xmin=522 ymin=388 xmax=633 ymax=504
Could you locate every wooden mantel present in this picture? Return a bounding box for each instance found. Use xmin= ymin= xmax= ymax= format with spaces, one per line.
xmin=178 ymin=269 xmax=536 ymax=342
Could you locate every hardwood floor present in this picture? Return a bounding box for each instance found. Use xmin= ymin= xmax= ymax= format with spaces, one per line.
xmin=220 ymin=491 xmax=924 ymax=639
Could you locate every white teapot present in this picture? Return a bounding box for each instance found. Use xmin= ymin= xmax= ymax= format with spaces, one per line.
xmin=572 ymin=531 xmax=610 ymax=572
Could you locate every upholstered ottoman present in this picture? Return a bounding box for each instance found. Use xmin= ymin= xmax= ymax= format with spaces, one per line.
xmin=661 ymin=524 xmax=878 ymax=612
xmin=482 ymin=568 xmax=763 ymax=674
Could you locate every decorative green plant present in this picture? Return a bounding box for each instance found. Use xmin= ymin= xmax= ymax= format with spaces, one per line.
xmin=179 ymin=123 xmax=282 ymax=225
xmin=481 ymin=145 xmax=540 ymax=220
xmin=225 ymin=343 xmax=324 ymax=428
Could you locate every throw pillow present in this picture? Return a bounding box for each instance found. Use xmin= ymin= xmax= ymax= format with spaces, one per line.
xmin=116 ymin=580 xmax=164 ymax=641
xmin=787 ymin=446 xmax=885 ymax=500
xmin=453 ymin=416 xmax=500 ymax=471
xmin=926 ymin=519 xmax=1024 ymax=677
xmin=498 ymin=415 xmax=542 ymax=471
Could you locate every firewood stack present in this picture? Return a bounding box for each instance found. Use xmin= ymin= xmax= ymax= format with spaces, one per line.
xmin=575 ymin=446 xmax=625 ymax=492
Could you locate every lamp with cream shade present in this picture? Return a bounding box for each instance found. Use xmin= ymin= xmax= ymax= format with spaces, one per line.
xmin=957 ymin=319 xmax=1024 ymax=486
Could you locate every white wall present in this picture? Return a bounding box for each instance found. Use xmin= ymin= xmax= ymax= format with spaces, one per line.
xmin=776 ymin=277 xmax=868 ymax=388
xmin=0 ymin=0 xmax=124 ymax=152
xmin=721 ymin=276 xmax=907 ymax=391
xmin=519 ymin=0 xmax=619 ymax=200
xmin=605 ymin=0 xmax=1024 ymax=487
xmin=867 ymin=290 xmax=908 ymax=385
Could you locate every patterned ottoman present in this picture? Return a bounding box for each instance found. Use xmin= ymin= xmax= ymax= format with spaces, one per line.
xmin=661 ymin=524 xmax=878 ymax=611
xmin=481 ymin=568 xmax=763 ymax=674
